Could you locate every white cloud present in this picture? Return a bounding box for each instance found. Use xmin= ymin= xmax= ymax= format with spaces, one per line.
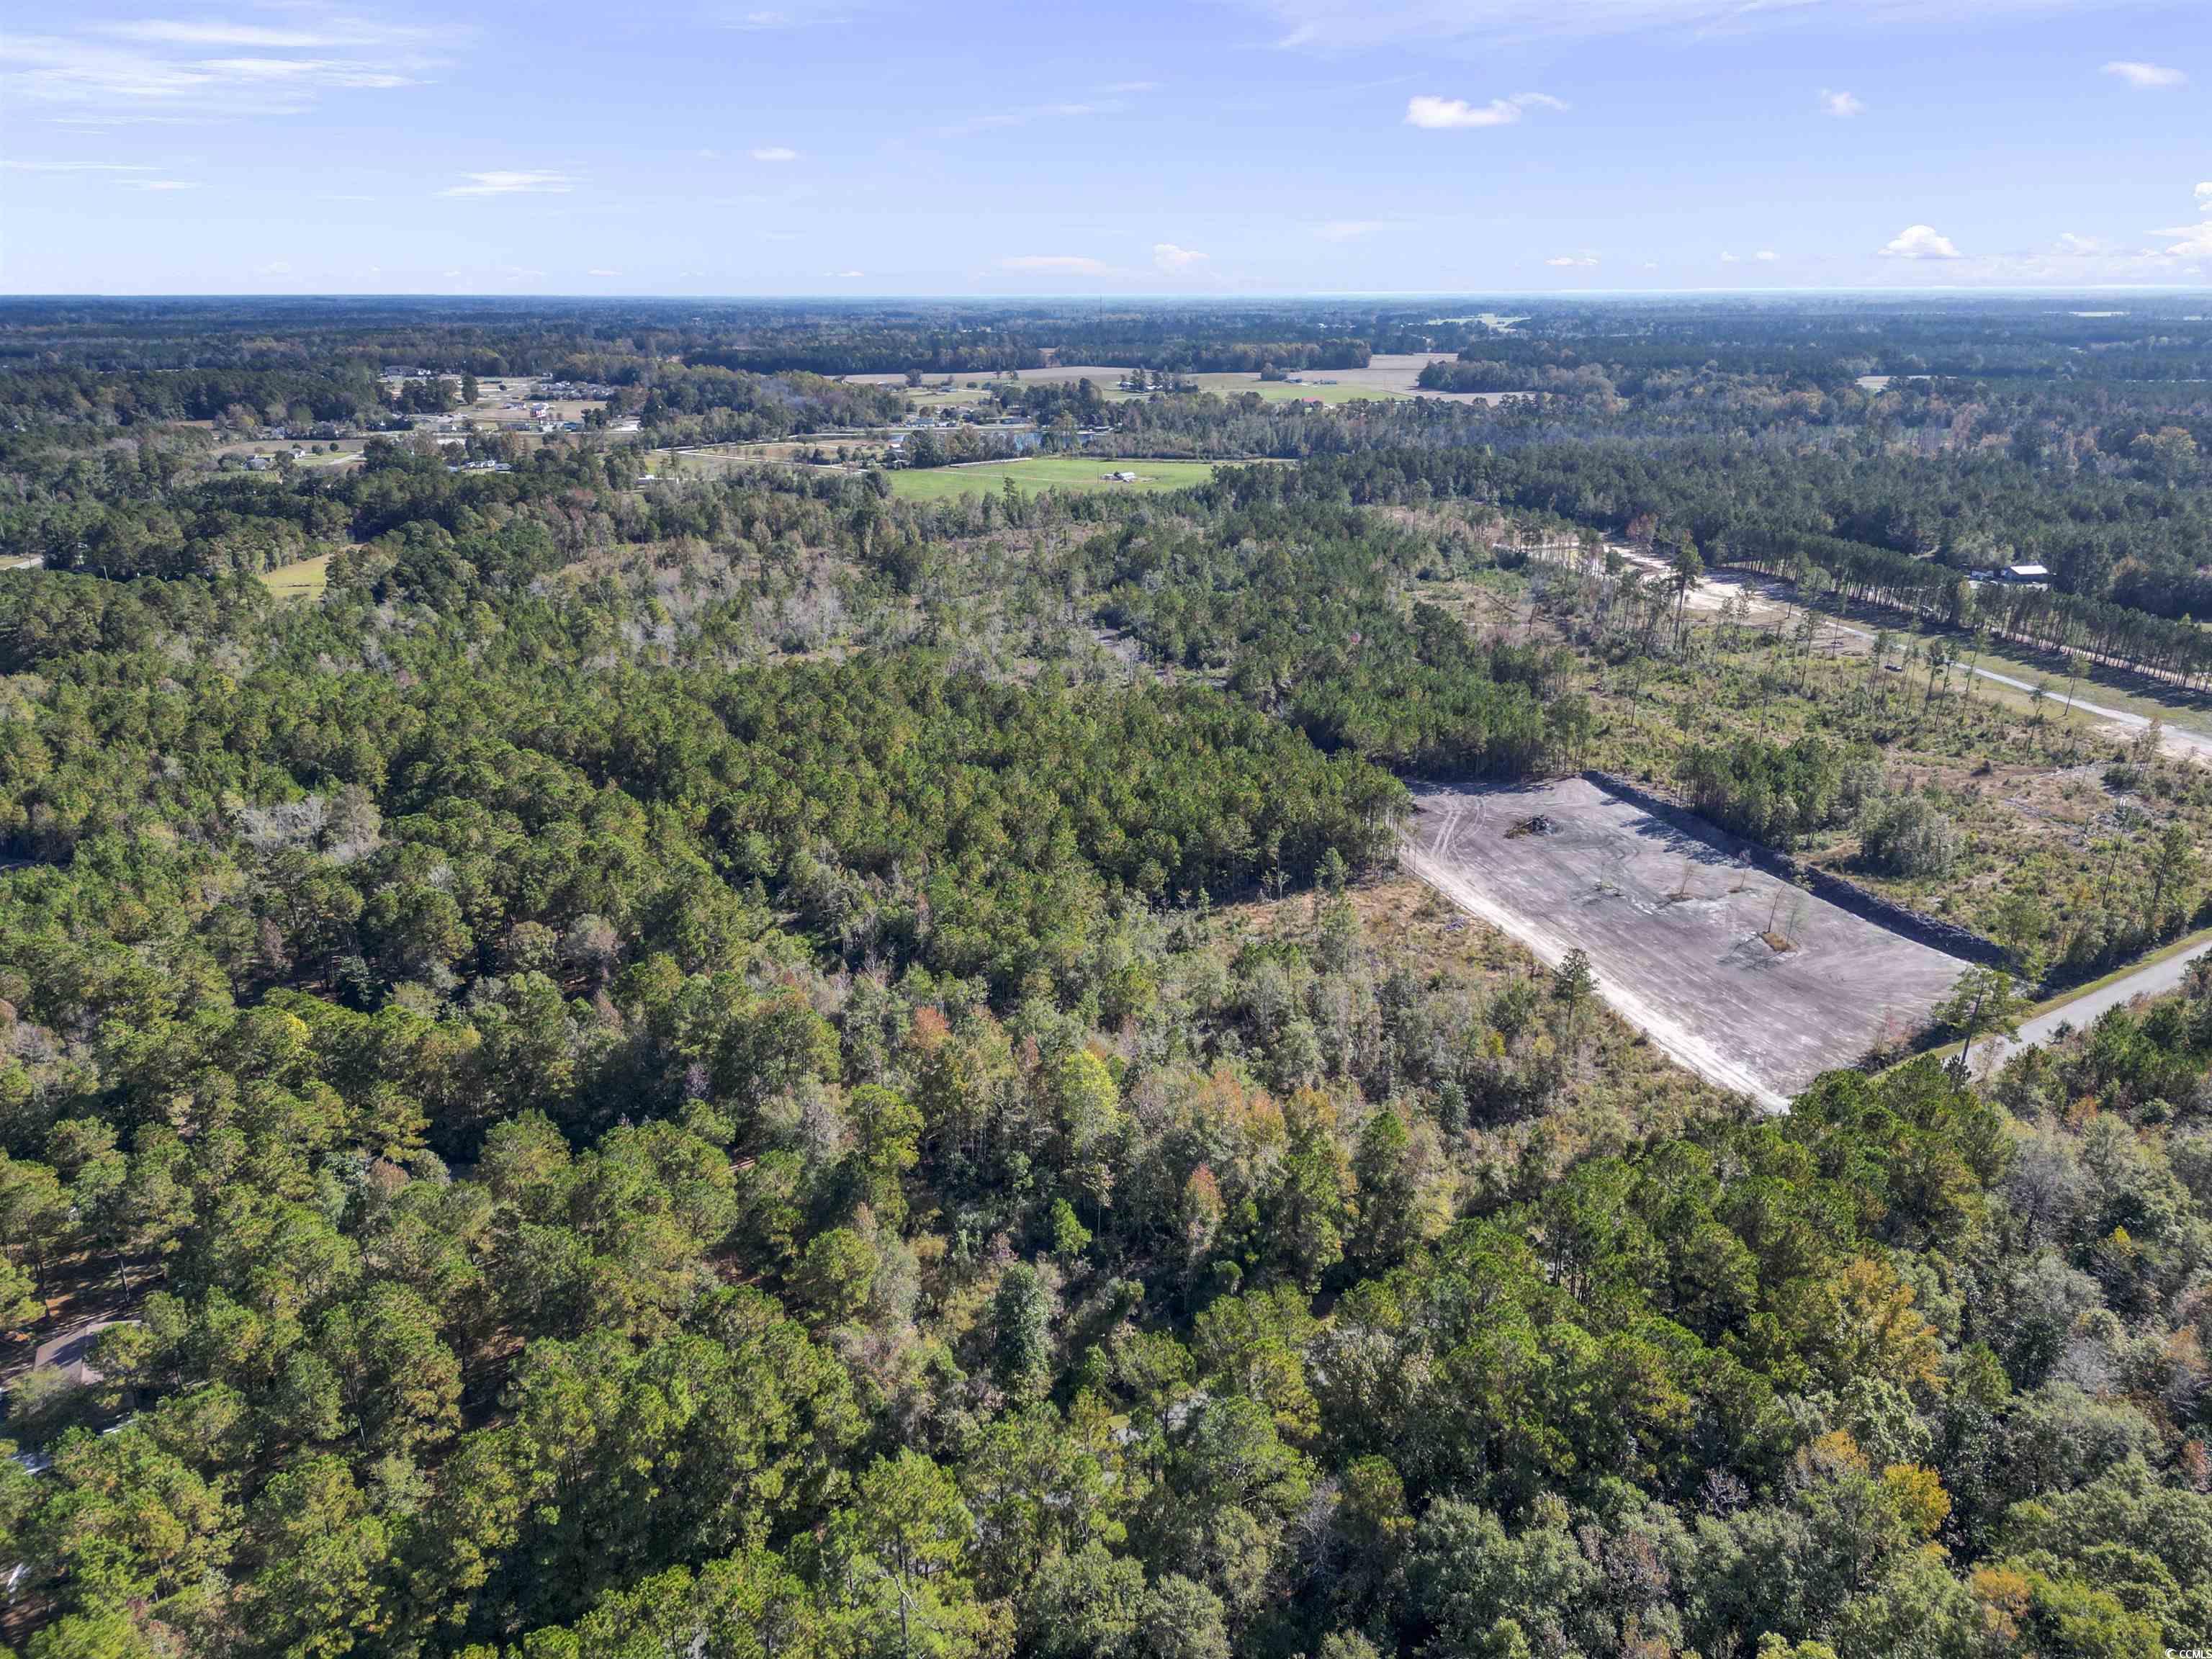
xmin=1754 ymin=248 xmax=1779 ymax=261
xmin=440 ymin=171 xmax=572 ymax=197
xmin=1879 ymin=224 xmax=1962 ymax=260
xmin=1546 ymin=253 xmax=1599 ymax=267
xmin=1406 ymin=91 xmax=1565 ymax=130
xmin=2195 ymin=181 xmax=2212 ymax=212
xmin=588 ymin=268 xmax=622 ymax=276
xmin=750 ymin=145 xmax=799 ymax=162
xmin=119 ymin=177 xmax=200 ymax=189
xmin=1313 ymin=220 xmax=1383 ymax=242
xmin=2159 ymin=221 xmax=2212 ymax=259
xmin=2054 ymin=231 xmax=2106 ymax=256
xmin=1719 ymin=251 xmax=1740 ymax=263
xmin=257 ymin=260 xmax=292 ymax=275
xmin=833 ymin=269 xmax=864 ymax=278
xmin=2103 ymin=60 xmax=2185 ymax=89
xmin=1154 ymin=243 xmax=1208 ymax=271
xmin=1819 ymin=88 xmax=1863 ymax=117
xmin=999 ymin=255 xmax=1110 ymax=274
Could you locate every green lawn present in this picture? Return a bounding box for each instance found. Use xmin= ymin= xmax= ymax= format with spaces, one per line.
xmin=261 ymin=552 xmax=333 ymax=602
xmin=1177 ymin=374 xmax=1399 ymax=405
xmin=887 ymin=457 xmax=1220 ymax=503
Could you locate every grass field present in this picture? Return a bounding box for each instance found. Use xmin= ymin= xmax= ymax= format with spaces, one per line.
xmin=886 ymin=457 xmax=1218 ymax=503
xmin=261 ymin=552 xmax=333 ymax=602
xmin=1179 ymin=374 xmax=1395 ymax=405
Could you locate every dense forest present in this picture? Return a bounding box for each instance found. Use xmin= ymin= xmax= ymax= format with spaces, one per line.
xmin=1 ymin=297 xmax=2209 ymax=1659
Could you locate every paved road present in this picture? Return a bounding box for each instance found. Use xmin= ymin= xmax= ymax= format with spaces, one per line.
xmin=1975 ymin=933 xmax=2212 ymax=1073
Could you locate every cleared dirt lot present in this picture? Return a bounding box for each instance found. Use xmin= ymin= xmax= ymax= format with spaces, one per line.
xmin=1403 ymin=778 xmax=1971 ymax=1108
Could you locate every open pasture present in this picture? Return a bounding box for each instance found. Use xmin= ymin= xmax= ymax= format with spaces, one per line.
xmin=260 ymin=552 xmax=334 ymax=602
xmin=886 ymin=456 xmax=1218 ymax=502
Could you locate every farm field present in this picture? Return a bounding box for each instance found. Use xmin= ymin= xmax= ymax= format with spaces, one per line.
xmin=1169 ymin=353 xmax=1522 ymax=405
xmin=259 ymin=551 xmax=333 ymax=601
xmin=845 ymin=364 xmax=1133 ymax=390
xmin=886 ymin=456 xmax=1218 ymax=502
xmin=1403 ymin=777 xmax=1972 ymax=1108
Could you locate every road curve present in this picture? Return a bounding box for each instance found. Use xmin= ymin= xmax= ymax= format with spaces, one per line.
xmin=1976 ymin=934 xmax=2212 ymax=1073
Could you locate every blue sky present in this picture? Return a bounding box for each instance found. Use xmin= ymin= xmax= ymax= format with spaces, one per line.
xmin=2 ymin=0 xmax=2207 ymax=295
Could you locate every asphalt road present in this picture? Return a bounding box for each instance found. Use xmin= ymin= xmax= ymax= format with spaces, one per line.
xmin=1974 ymin=933 xmax=2212 ymax=1073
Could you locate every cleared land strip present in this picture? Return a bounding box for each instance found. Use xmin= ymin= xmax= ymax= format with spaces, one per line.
xmin=1402 ymin=778 xmax=1972 ymax=1110
xmin=1818 ymin=615 xmax=2212 ymax=763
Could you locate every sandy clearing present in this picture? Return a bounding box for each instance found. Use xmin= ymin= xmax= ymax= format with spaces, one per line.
xmin=1405 ymin=778 xmax=1973 ymax=1109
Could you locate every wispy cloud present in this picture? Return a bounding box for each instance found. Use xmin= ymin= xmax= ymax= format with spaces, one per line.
xmin=999 ymin=254 xmax=1110 ymax=274
xmin=118 ymin=177 xmax=202 ymax=190
xmin=1248 ymin=0 xmax=2141 ymax=50
xmin=1879 ymin=224 xmax=1962 ymax=260
xmin=588 ymin=268 xmax=622 ymax=276
xmin=93 ymin=19 xmax=429 ymax=50
xmin=1754 ymin=248 xmax=1779 ymax=261
xmin=1154 ymin=243 xmax=1208 ymax=271
xmin=1819 ymin=88 xmax=1863 ymax=117
xmin=1313 ymin=220 xmax=1383 ymax=242
xmin=2103 ymin=60 xmax=2185 ymax=89
xmin=718 ymin=3 xmax=863 ymax=27
xmin=938 ymin=99 xmax=1128 ymax=137
xmin=1405 ymin=91 xmax=1564 ymax=130
xmin=750 ymin=145 xmax=799 ymax=162
xmin=2 ymin=16 xmax=456 ymax=122
xmin=439 ymin=171 xmax=573 ymax=197
xmin=1546 ymin=253 xmax=1599 ymax=267
xmin=0 ymin=158 xmax=156 ymax=172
